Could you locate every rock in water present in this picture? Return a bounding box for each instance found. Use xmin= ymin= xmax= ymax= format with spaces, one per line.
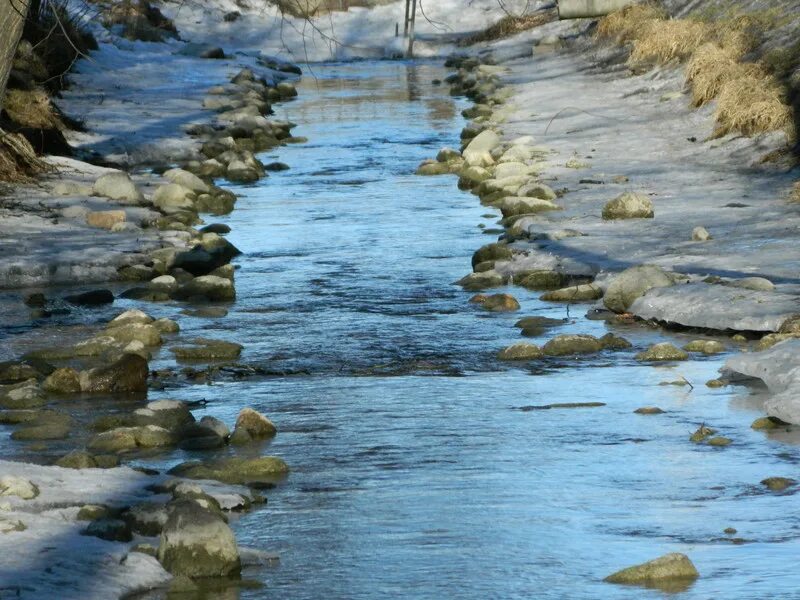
xmin=635 ymin=343 xmax=688 ymax=362
xmin=79 ymin=353 xmax=149 ymax=393
xmin=603 ymin=265 xmax=675 ymax=313
xmin=158 ymin=499 xmax=241 ymax=577
xmin=234 ymin=408 xmax=276 ymax=439
xmin=0 ymin=475 xmax=39 ymax=499
xmin=497 ymin=343 xmax=543 ymax=361
xmin=605 ymin=553 xmax=699 ymax=587
xmin=93 ymin=171 xmax=144 ymax=203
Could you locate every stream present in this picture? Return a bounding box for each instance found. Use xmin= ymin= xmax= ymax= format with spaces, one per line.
xmin=3 ymin=60 xmax=800 ymax=599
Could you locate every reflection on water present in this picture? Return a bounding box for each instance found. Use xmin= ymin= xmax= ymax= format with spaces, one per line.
xmin=2 ymin=61 xmax=800 ymax=599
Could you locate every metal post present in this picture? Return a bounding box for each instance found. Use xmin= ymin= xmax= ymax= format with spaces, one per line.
xmin=407 ymin=0 xmax=417 ymax=57
xmin=403 ymin=0 xmax=410 ymax=36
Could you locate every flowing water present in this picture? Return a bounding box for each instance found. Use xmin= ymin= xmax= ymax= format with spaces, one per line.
xmin=3 ymin=61 xmax=800 ymax=599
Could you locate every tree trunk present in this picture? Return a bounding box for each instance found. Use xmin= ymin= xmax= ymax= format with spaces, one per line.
xmin=0 ymin=0 xmax=30 ymax=109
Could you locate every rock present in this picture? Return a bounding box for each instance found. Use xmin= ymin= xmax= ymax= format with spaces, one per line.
xmin=180 ymin=416 xmax=230 ymax=450
xmin=86 ymin=210 xmax=126 ymax=230
xmin=0 ymin=476 xmax=39 ymax=500
xmin=437 ymin=147 xmax=461 ymax=162
xmin=132 ymin=400 xmax=194 ymax=430
xmin=178 ymin=43 xmax=225 ymax=59
xmin=518 ymin=271 xmax=566 ymax=291
xmin=83 ymin=519 xmax=132 ymax=542
xmin=169 ymin=575 xmax=199 ymax=594
xmin=129 ymin=543 xmax=159 ymax=557
xmin=172 ymin=241 xmax=241 ymax=276
xmin=109 ymin=309 xmax=153 ymax=327
xmin=761 ymin=477 xmax=796 ymax=491
xmin=0 ymin=362 xmax=40 ymax=384
xmin=55 ymin=450 xmax=97 ymax=469
xmin=459 ymin=165 xmax=491 ymax=184
xmin=1 ymin=381 xmax=45 ymax=409
xmin=134 ymin=425 xmax=176 ymax=448
xmin=226 ymin=160 xmax=260 ymax=183
xmin=64 ymin=289 xmax=114 ymax=306
xmin=276 ymin=81 xmax=297 ymax=97
xmin=604 ymin=553 xmax=699 ymax=587
xmin=751 ymin=416 xmax=787 ymax=430
xmin=599 ymin=333 xmax=632 ymax=350
xmin=635 ymin=343 xmax=688 ymax=362
xmin=497 ymin=342 xmax=543 ymax=361
xmin=634 ymin=407 xmax=665 ymax=414
xmin=153 ymin=318 xmax=180 ymax=334
xmin=602 ymin=192 xmax=653 ymax=220
xmin=469 ymin=293 xmax=520 ymax=312
xmin=462 ymin=130 xmax=500 ymax=166
xmin=105 ymin=323 xmax=163 ymax=346
xmin=149 ymin=275 xmax=178 ymax=294
xmin=168 ymin=456 xmax=289 ymax=485
xmin=707 ymin=436 xmax=732 ymax=446
xmin=730 ymin=277 xmax=775 ymax=292
xmin=456 ymin=271 xmax=505 ymax=291
xmin=11 ymin=413 xmax=72 ymax=440
xmin=692 ymin=226 xmax=711 ymax=241
xmin=77 ymin=505 xmax=109 ymax=521
xmin=79 ymin=354 xmax=148 ymax=394
xmin=93 ymin=172 xmax=144 ymax=203
xmin=234 ymin=408 xmax=276 ymax=439
xmin=543 ymin=334 xmax=603 ymax=356
xmin=176 ymin=275 xmax=235 ymax=301
xmin=163 ymin=168 xmax=210 ymax=193
xmin=0 ymin=518 xmax=25 ymax=534
xmin=264 ymin=162 xmax=289 ymax=172
xmin=472 ymin=243 xmax=512 ymax=268
xmin=603 ymin=265 xmax=675 ymax=313
xmin=416 ymin=161 xmax=451 ymax=176
xmin=53 ymin=181 xmax=93 ymax=196
xmin=690 ymin=425 xmax=716 ymax=443
xmin=706 ymin=379 xmax=725 ymax=388
xmin=518 ymin=182 xmax=557 ymax=201
xmin=152 ymin=183 xmax=196 ymax=211
xmin=498 ymin=196 xmax=559 ymax=218
xmin=683 ymin=340 xmax=725 ymax=354
xmin=540 ymin=284 xmax=602 ymax=302
xmin=170 ymin=338 xmax=243 ymax=360
xmin=126 ymin=502 xmax=169 ymax=536
xmin=157 ymin=499 xmax=240 ymax=577
xmin=88 ymin=428 xmax=139 ymax=453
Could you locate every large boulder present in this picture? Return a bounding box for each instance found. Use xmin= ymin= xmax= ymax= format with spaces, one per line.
xmin=233 ymin=408 xmax=276 ymax=440
xmin=602 ymin=192 xmax=654 ymax=220
xmin=79 ymin=353 xmax=149 ymax=393
xmin=93 ymin=172 xmax=144 ymax=203
xmin=603 ymin=265 xmax=676 ymax=313
xmin=157 ymin=499 xmax=240 ymax=577
xmin=132 ymin=400 xmax=194 ymax=430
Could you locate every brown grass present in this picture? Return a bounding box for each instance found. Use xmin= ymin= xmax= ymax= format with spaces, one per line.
xmin=460 ymin=10 xmax=557 ymax=45
xmin=686 ymin=43 xmax=766 ymax=107
xmin=628 ymin=18 xmax=710 ymax=65
xmin=2 ymin=89 xmax=64 ymax=130
xmin=0 ymin=131 xmax=49 ymax=182
xmin=791 ymin=182 xmax=800 ymax=202
xmin=596 ymin=2 xmax=667 ymax=43
xmin=713 ymin=75 xmax=793 ymax=138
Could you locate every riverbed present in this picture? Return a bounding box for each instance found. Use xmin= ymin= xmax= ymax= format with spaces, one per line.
xmin=3 ymin=59 xmax=800 ymax=598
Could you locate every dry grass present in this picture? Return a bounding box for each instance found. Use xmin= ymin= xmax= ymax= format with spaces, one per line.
xmin=628 ymin=18 xmax=710 ymax=65
xmin=2 ymin=89 xmax=64 ymax=130
xmin=713 ymin=75 xmax=793 ymax=138
xmin=596 ymin=2 xmax=667 ymax=44
xmin=791 ymin=182 xmax=800 ymax=202
xmin=0 ymin=131 xmax=49 ymax=182
xmin=686 ymin=43 xmax=766 ymax=107
xmin=460 ymin=10 xmax=557 ymax=45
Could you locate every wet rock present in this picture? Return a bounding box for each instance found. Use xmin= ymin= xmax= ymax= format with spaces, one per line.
xmin=518 ymin=271 xmax=566 ymax=291
xmin=723 ymin=527 xmax=737 ymax=535
xmin=635 ymin=343 xmax=688 ymax=362
xmin=130 ymin=543 xmax=159 ymax=557
xmin=462 ymin=130 xmax=500 ymax=166
xmin=692 ymin=226 xmax=711 ymax=241
xmin=105 ymin=323 xmax=163 ymax=346
xmin=683 ymin=340 xmax=725 ymax=354
xmin=55 ymin=450 xmax=98 ymax=469
xmin=0 ymin=518 xmax=26 ymax=533
xmin=599 ymin=333 xmax=632 ymax=350
xmin=86 ymin=210 xmax=126 ymax=230
xmin=83 ymin=518 xmax=132 ymax=542
xmin=64 ymin=289 xmax=114 ymax=306
xmin=498 ymin=196 xmax=559 ymax=218
xmin=157 ymin=499 xmax=240 ymax=577
xmin=170 ymin=338 xmax=243 ymax=360
xmin=543 ymin=334 xmax=603 ymax=357
xmin=604 ymin=553 xmax=698 ymax=587
xmin=153 ymin=318 xmax=180 ymax=334
xmin=200 ymin=223 xmax=232 ymax=234
xmin=176 ymin=275 xmax=236 ymax=302
xmin=93 ymin=172 xmax=144 ymax=203
xmin=540 ymin=284 xmax=602 ymax=302
xmin=603 ymin=265 xmax=675 ymax=313
xmin=149 ymin=275 xmax=178 ymax=294
xmin=0 ymin=362 xmax=40 ymax=384
xmin=172 ymin=241 xmax=241 ymax=276
xmin=707 ymin=436 xmax=732 ymax=447
xmin=135 ymin=425 xmax=176 ymax=448
xmin=152 ymin=183 xmax=196 ymax=211
xmin=179 ymin=43 xmax=225 ymax=59
xmin=513 ymin=316 xmax=566 ymax=331
xmin=168 ymin=456 xmax=289 ymax=485
xmin=163 ymin=168 xmax=209 ymax=194
xmin=751 ymin=416 xmax=787 ymax=430
xmin=227 ymin=160 xmax=260 ymax=183
xmin=132 ymin=400 xmax=194 ymax=431
xmin=761 ymin=477 xmax=796 ymax=491
xmin=264 ymin=162 xmax=289 ymax=172
xmin=497 ymin=342 xmax=543 ymax=361
xmin=233 ymin=408 xmax=276 ymax=439
xmin=602 ymin=191 xmax=654 ymax=220
xmin=109 ymin=309 xmax=154 ymax=327
xmin=690 ymin=425 xmax=716 ymax=443
xmin=417 ymin=161 xmax=451 ymax=176
xmin=437 ymin=147 xmax=461 ymax=162
xmin=180 ymin=416 xmax=230 ymax=450
xmin=0 ymin=410 xmax=42 ymax=424
xmin=471 ymin=243 xmax=512 ymax=269
xmin=469 ymin=293 xmax=520 ymax=312
xmin=88 ymin=428 xmax=138 ymax=453
xmin=518 ymin=182 xmax=557 ymax=201
xmin=706 ymin=379 xmax=725 ymax=388
xmin=634 ymin=407 xmax=665 ymax=414
xmin=459 ymin=165 xmax=491 ymax=185
xmin=79 ymin=354 xmax=148 ymax=393
xmin=11 ymin=413 xmax=72 ymax=440
xmin=0 ymin=476 xmax=39 ymax=500
xmin=77 ymin=505 xmax=110 ymax=521
xmin=1 ymin=381 xmax=45 ymax=409
xmin=730 ymin=277 xmax=775 ymax=292
xmin=779 ymin=315 xmax=800 ymax=334
xmin=456 ymin=271 xmax=505 ymax=291
xmin=125 ymin=502 xmax=169 ymax=536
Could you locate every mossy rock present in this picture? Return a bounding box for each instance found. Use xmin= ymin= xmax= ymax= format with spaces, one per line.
xmin=635 ymin=343 xmax=688 ymax=362
xmin=540 ymin=284 xmax=602 ymax=302
xmin=11 ymin=413 xmax=73 ymax=441
xmin=751 ymin=416 xmax=788 ymax=430
xmin=634 ymin=407 xmax=665 ymax=415
xmin=170 ymin=338 xmax=243 ymax=360
xmin=55 ymin=450 xmax=97 ymax=469
xmin=497 ymin=342 xmax=543 ymax=361
xmin=471 ymin=243 xmax=512 ymax=269
xmin=517 ymin=271 xmax=565 ymax=291
xmin=604 ymin=553 xmax=698 ymax=587
xmin=707 ymin=436 xmax=732 ymax=447
xmin=761 ymin=477 xmax=796 ymax=491
xmin=683 ymin=340 xmax=725 ymax=354
xmin=168 ymin=456 xmax=289 ymax=485
xmin=456 ymin=271 xmax=505 ymax=291
xmin=469 ymin=293 xmax=520 ymax=312
xmin=542 ymin=334 xmax=603 ymax=357
xmin=690 ymin=425 xmax=716 ymax=443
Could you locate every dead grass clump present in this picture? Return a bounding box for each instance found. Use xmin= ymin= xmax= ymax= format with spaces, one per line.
xmin=0 ymin=131 xmax=49 ymax=182
xmin=628 ymin=18 xmax=710 ymax=65
xmin=791 ymin=182 xmax=800 ymax=202
xmin=596 ymin=2 xmax=667 ymax=44
xmin=713 ymin=75 xmax=794 ymax=138
xmin=2 ymin=89 xmax=64 ymax=130
xmin=460 ymin=10 xmax=557 ymax=45
xmin=686 ymin=43 xmax=766 ymax=107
